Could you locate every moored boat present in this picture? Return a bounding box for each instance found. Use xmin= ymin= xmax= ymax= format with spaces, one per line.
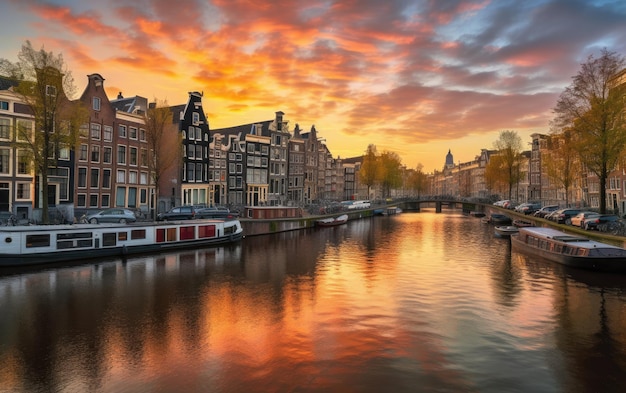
xmin=0 ymin=219 xmax=244 ymax=267
xmin=510 ymin=227 xmax=626 ymax=273
xmin=316 ymin=214 xmax=348 ymax=227
xmin=494 ymin=225 xmax=519 ymax=237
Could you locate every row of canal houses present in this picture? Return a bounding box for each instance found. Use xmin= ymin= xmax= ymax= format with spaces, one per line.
xmin=431 ymin=134 xmax=625 ymax=216
xmin=0 ymin=73 xmax=361 ymax=222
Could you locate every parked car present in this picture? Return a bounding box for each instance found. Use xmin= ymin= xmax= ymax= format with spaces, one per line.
xmin=533 ymin=205 xmax=559 ymax=218
xmin=156 ymin=206 xmax=200 ymax=221
xmin=493 ymin=200 xmax=511 ymax=208
xmin=551 ymin=208 xmax=582 ymax=224
xmin=85 ymin=208 xmax=137 ymax=224
xmin=570 ymin=211 xmax=598 ymax=227
xmin=584 ymin=214 xmax=620 ymax=231
xmin=515 ymin=203 xmax=541 ymax=215
xmin=196 ymin=207 xmax=239 ymax=220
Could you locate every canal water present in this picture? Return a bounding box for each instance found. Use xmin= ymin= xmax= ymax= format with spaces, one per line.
xmin=1 ymin=211 xmax=625 ymax=393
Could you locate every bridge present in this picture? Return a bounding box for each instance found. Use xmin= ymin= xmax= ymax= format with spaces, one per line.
xmin=397 ymin=198 xmax=488 ymax=214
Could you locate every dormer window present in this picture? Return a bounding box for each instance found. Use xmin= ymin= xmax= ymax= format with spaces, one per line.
xmin=92 ymin=97 xmax=101 ymax=111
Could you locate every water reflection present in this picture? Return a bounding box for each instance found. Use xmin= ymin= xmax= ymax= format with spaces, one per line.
xmin=1 ymin=212 xmax=626 ymax=392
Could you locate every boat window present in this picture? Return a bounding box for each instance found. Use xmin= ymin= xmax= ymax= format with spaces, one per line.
xmin=180 ymin=226 xmax=195 ymax=240
xmin=156 ymin=227 xmax=179 ymax=242
xmin=224 ymin=225 xmax=236 ymax=235
xmin=26 ymin=234 xmax=50 ymax=248
xmin=103 ymin=233 xmax=117 ymax=247
xmin=578 ymin=249 xmax=587 ymax=256
xmin=131 ymin=229 xmax=146 ymax=240
xmin=57 ymin=232 xmax=92 ymax=240
xmin=198 ymin=225 xmax=216 ymax=238
xmin=118 ymin=232 xmax=127 ymax=241
xmin=57 ymin=238 xmax=93 ymax=250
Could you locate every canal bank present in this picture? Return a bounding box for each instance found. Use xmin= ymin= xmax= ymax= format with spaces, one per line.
xmin=240 ymin=208 xmax=379 ymax=236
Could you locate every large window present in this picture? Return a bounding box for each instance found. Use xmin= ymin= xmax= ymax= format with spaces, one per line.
xmin=90 ymin=123 xmax=101 ymax=140
xmin=130 ymin=147 xmax=137 ymax=165
xmin=0 ymin=148 xmax=9 ymax=174
xmin=91 ymin=145 xmax=100 ymax=162
xmin=0 ymin=118 xmax=10 ymax=139
xmin=117 ymin=170 xmax=125 ymax=183
xmin=119 ymin=125 xmax=127 ymax=138
xmin=17 ymin=183 xmax=30 ymax=199
xmin=17 ymin=150 xmax=30 ymax=175
xmin=103 ymin=169 xmax=111 ymax=189
xmin=117 ymin=146 xmax=126 ymax=164
xmin=79 ymin=144 xmax=88 ymax=161
xmin=90 ymin=169 xmax=99 ymax=188
xmin=103 ymin=147 xmax=112 ymax=163
xmin=103 ymin=125 xmax=113 ymax=141
xmin=78 ymin=167 xmax=87 ymax=188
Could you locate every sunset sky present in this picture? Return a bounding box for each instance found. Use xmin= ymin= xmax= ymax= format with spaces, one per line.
xmin=1 ymin=0 xmax=625 ymax=172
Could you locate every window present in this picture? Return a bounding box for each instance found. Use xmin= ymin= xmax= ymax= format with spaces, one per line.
xmin=89 ymin=194 xmax=98 ymax=207
xmin=17 ymin=150 xmax=30 ymax=174
xmin=129 ymin=127 xmax=137 ymax=139
xmin=140 ymin=172 xmax=148 ymax=185
xmin=0 ymin=118 xmax=9 ymax=139
xmin=140 ymin=189 xmax=147 ymax=204
xmin=117 ymin=145 xmax=126 ymax=164
xmin=140 ymin=149 xmax=147 ymax=166
xmin=77 ymin=194 xmax=86 ymax=207
xmin=119 ymin=124 xmax=127 ymax=138
xmin=16 ymin=183 xmax=30 ymax=199
xmin=79 ymin=144 xmax=88 ymax=161
xmin=102 ymin=194 xmax=110 ymax=207
xmin=117 ymin=170 xmax=125 ymax=183
xmin=59 ymin=146 xmax=70 ymax=160
xmin=90 ymin=168 xmax=99 ymax=188
xmin=79 ymin=123 xmax=89 ymax=138
xmin=103 ymin=125 xmax=113 ymax=141
xmin=139 ymin=128 xmax=146 ymax=141
xmin=193 ymin=112 xmax=200 ymax=124
xmin=16 ymin=119 xmax=33 ymax=141
xmin=103 ymin=147 xmax=112 ymax=163
xmin=188 ymin=126 xmax=195 ymax=140
xmin=130 ymin=147 xmax=137 ymax=165
xmin=91 ymin=145 xmax=100 ymax=162
xmin=78 ymin=167 xmax=87 ymax=188
xmin=91 ymin=123 xmax=101 ymax=140
xmin=103 ymin=169 xmax=111 ymax=188
xmin=0 ymin=149 xmax=9 ymax=174
xmin=92 ymin=97 xmax=101 ymax=111
xmin=129 ymin=171 xmax=138 ymax=184
xmin=0 ymin=101 xmax=8 ymax=111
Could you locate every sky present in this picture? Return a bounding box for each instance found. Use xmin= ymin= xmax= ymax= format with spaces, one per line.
xmin=1 ymin=0 xmax=625 ymax=173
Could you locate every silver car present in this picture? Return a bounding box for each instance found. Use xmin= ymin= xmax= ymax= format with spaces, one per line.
xmin=85 ymin=208 xmax=137 ymax=224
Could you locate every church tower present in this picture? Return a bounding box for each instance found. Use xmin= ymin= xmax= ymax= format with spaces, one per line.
xmin=445 ymin=149 xmax=454 ymax=169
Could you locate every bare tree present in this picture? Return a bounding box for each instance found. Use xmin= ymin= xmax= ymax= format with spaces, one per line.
xmin=0 ymin=41 xmax=87 ymax=223
xmin=543 ymin=129 xmax=580 ymax=207
xmin=144 ymin=100 xmax=181 ymax=217
xmin=554 ymin=49 xmax=626 ymax=213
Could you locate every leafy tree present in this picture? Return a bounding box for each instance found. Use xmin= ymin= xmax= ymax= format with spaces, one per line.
xmin=491 ymin=130 xmax=524 ymax=199
xmin=543 ymin=129 xmax=580 ymax=207
xmin=379 ymin=151 xmax=403 ymax=198
xmin=407 ymin=163 xmax=428 ymax=197
xmin=144 ymin=100 xmax=181 ymax=217
xmin=0 ymin=41 xmax=87 ymax=223
xmin=359 ymin=144 xmax=379 ymax=199
xmin=554 ymin=49 xmax=626 ymax=213
xmin=484 ymin=154 xmax=508 ymax=197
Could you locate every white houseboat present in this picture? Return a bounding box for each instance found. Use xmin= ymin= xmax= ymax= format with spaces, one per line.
xmin=511 ymin=227 xmax=626 ymax=273
xmin=0 ymin=219 xmax=244 ymax=267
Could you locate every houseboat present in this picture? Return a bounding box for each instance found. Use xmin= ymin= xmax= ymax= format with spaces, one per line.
xmin=0 ymin=219 xmax=244 ymax=267
xmin=316 ymin=214 xmax=348 ymax=227
xmin=510 ymin=227 xmax=626 ymax=273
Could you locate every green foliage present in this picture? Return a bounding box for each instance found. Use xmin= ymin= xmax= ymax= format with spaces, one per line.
xmin=1 ymin=41 xmax=87 ymax=223
xmin=554 ymin=48 xmax=626 ymax=213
